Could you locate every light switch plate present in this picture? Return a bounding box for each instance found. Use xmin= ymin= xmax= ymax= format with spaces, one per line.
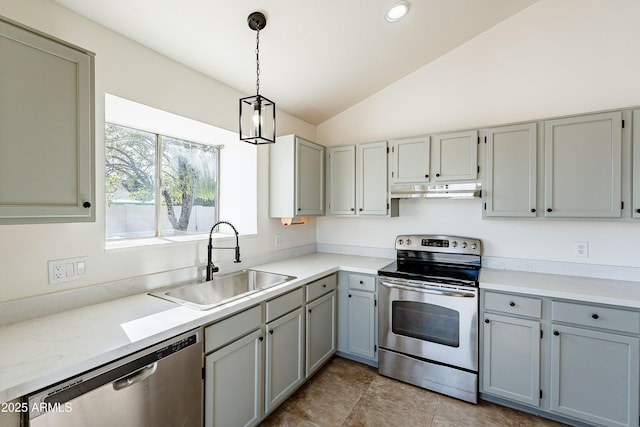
xmin=48 ymin=256 xmax=88 ymax=284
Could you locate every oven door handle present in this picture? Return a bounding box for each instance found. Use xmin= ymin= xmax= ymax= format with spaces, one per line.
xmin=379 ymin=279 xmax=476 ymax=298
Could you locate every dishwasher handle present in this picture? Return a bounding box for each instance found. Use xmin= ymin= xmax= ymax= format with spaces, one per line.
xmin=112 ymin=362 xmax=158 ymax=391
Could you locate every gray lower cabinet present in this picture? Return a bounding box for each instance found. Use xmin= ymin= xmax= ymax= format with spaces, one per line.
xmin=550 ymin=302 xmax=640 ymax=427
xmin=204 ymin=305 xmax=263 ymax=427
xmin=205 ymin=329 xmax=263 ymax=427
xmin=305 ymin=274 xmax=337 ymax=376
xmin=265 ymin=307 xmax=304 ymax=413
xmin=339 ymin=272 xmax=377 ymax=363
xmin=482 ymin=313 xmax=541 ymax=407
xmin=482 ymin=291 xmax=542 ymax=407
xmin=481 ymin=290 xmax=640 ymax=427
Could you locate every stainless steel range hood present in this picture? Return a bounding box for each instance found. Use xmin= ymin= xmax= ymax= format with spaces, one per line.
xmin=390 ymin=182 xmax=482 ymax=199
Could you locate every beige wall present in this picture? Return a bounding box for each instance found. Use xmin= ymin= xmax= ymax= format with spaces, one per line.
xmin=316 ymin=0 xmax=640 ymax=268
xmin=0 ymin=0 xmax=316 ymax=302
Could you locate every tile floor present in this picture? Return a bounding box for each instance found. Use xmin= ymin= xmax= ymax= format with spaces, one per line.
xmin=260 ymin=356 xmax=568 ymax=427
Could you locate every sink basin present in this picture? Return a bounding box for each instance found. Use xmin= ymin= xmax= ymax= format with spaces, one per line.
xmin=150 ymin=269 xmax=296 ymax=310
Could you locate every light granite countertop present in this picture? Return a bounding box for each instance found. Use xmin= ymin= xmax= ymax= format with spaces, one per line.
xmin=480 ymin=268 xmax=640 ymax=308
xmin=0 ymin=253 xmax=393 ymax=404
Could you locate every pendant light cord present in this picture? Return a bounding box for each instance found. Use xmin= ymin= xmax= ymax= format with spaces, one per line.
xmin=255 ymin=28 xmax=260 ymax=96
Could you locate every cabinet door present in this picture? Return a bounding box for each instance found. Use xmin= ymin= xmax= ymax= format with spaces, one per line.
xmin=306 ymin=290 xmax=337 ymax=376
xmin=633 ymin=110 xmax=640 ymax=219
xmin=482 ymin=313 xmax=540 ymax=407
xmin=544 ymin=112 xmax=622 ymax=217
xmin=357 ymin=141 xmax=388 ymax=216
xmin=550 ymin=324 xmax=639 ymax=427
xmin=485 ymin=124 xmax=537 ymax=217
xmin=348 ymin=290 xmax=376 ymax=360
xmin=205 ymin=330 xmax=263 ymax=427
xmin=0 ymin=19 xmax=94 ymax=223
xmin=390 ymin=137 xmax=430 ymax=184
xmin=265 ymin=308 xmax=304 ymax=413
xmin=433 ymin=130 xmax=478 ymax=182
xmin=295 ymin=138 xmax=324 ymax=215
xmin=327 ymin=145 xmax=356 ymax=215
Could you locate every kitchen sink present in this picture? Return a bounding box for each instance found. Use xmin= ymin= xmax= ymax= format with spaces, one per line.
xmin=149 ymin=269 xmax=296 ymax=310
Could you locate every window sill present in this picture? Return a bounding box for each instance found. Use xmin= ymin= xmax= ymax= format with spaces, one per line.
xmin=105 ymin=232 xmax=253 ymax=252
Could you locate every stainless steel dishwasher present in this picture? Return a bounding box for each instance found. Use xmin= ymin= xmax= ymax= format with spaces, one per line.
xmin=26 ymin=329 xmax=203 ymax=427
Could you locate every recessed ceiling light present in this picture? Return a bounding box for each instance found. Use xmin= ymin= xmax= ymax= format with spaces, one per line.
xmin=385 ymin=1 xmax=410 ymax=22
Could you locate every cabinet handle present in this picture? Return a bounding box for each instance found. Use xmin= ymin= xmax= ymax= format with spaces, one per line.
xmin=359 ymin=280 xmax=364 ymax=284
xmin=546 ymin=208 xmax=553 ymax=213
xmin=351 ymin=208 xmax=355 ymax=211
xmin=553 ymin=330 xmax=559 ymax=336
xmin=425 ymin=174 xmax=429 ymax=178
xmin=484 ymin=319 xmax=490 ymax=324
xmin=83 ymin=202 xmax=91 ymax=208
xmin=348 ymin=294 xmax=352 ymax=298
xmin=269 ymin=329 xmax=274 ymax=335
xmin=259 ymin=336 xmax=264 ymax=341
xmin=530 ymin=208 xmax=536 ymax=213
xmin=509 ymin=301 xmax=515 ymax=307
xmin=297 ymin=208 xmax=301 ymax=211
xmin=592 ymin=313 xmax=599 ymax=320
xmin=435 ymin=173 xmax=440 ymax=177
xmin=308 ymin=309 xmax=312 ymax=313
xmin=359 ymin=208 xmax=363 ymax=211
xmin=322 ymin=284 xmax=327 ymax=288
xmin=636 ymin=208 xmax=640 ymax=213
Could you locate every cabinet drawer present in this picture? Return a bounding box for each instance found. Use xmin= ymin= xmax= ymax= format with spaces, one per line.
xmin=306 ymin=274 xmax=337 ymax=302
xmin=484 ymin=291 xmax=542 ymax=318
xmin=205 ymin=305 xmax=262 ymax=353
xmin=349 ymin=273 xmax=376 ymax=292
xmin=265 ymin=287 xmax=303 ymax=323
xmin=552 ymin=301 xmax=640 ymax=334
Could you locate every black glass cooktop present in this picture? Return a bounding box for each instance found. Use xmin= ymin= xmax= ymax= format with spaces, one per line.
xmin=378 ymin=259 xmax=480 ymax=287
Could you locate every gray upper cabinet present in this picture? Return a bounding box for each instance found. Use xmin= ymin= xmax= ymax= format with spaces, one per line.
xmin=0 ymin=17 xmax=95 ymax=223
xmin=433 ymin=130 xmax=478 ymax=182
xmin=327 ymin=145 xmax=356 ymax=215
xmin=270 ymin=135 xmax=324 ymax=218
xmin=327 ymin=141 xmax=393 ymax=216
xmin=356 ymin=141 xmax=388 ymax=216
xmin=389 ymin=136 xmax=431 ymax=184
xmin=484 ymin=123 xmax=537 ymax=217
xmin=544 ymin=111 xmax=622 ymax=218
xmin=633 ymin=110 xmax=640 ymax=219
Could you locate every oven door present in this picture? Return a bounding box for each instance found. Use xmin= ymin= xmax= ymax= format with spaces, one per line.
xmin=378 ymin=277 xmax=478 ymax=371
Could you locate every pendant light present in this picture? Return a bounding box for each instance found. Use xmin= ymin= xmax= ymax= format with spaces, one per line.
xmin=239 ymin=12 xmax=276 ymax=145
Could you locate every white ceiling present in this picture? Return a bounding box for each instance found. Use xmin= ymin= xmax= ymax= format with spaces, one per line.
xmin=53 ymin=0 xmax=538 ymax=125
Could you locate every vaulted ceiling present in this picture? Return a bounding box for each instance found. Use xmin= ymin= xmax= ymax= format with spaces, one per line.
xmin=54 ymin=0 xmax=538 ymax=125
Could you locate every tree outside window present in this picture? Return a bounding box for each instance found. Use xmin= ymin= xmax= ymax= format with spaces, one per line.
xmin=105 ymin=123 xmax=218 ymax=239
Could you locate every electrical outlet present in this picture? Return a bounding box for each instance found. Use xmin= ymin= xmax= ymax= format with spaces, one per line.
xmin=48 ymin=256 xmax=88 ymax=284
xmin=573 ymin=241 xmax=589 ymax=258
xmin=274 ymin=234 xmax=281 ymax=247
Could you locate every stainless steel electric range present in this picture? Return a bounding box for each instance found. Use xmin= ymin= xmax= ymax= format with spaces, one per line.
xmin=378 ymin=234 xmax=482 ymax=404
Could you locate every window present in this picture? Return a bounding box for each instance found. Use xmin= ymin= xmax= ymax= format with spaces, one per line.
xmin=105 ymin=123 xmax=218 ymax=240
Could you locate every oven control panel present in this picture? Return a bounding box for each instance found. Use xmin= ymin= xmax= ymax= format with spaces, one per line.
xmin=395 ymin=235 xmax=481 ymax=255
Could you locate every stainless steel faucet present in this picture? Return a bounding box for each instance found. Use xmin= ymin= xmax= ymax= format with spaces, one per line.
xmin=206 ymin=221 xmax=241 ymax=281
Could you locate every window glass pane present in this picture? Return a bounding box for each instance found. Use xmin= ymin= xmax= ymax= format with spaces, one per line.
xmin=161 ymin=136 xmax=217 ymax=236
xmin=105 ymin=124 xmax=156 ymax=239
